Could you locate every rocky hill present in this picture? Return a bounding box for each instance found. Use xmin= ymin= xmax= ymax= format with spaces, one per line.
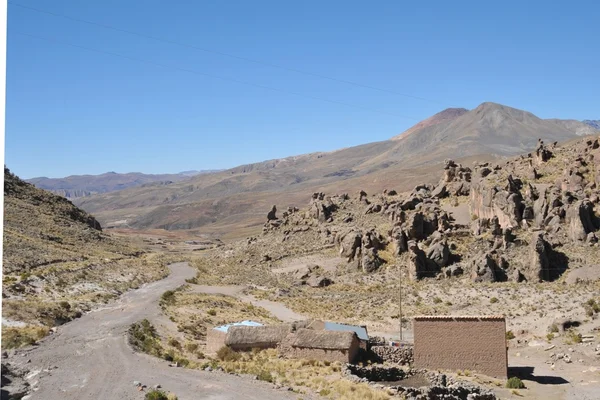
xmin=26 ymin=170 xmax=219 ymax=199
xmin=187 ymin=134 xmax=600 ymax=345
xmin=2 ymin=167 xmax=172 ymax=348
xmin=73 ymin=102 xmax=599 ymax=236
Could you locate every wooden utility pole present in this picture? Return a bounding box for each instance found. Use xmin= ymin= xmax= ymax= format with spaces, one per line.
xmin=399 ymin=266 xmax=403 ymax=342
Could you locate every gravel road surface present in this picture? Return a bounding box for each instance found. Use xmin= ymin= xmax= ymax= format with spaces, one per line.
xmin=6 ymin=263 xmax=305 ymax=400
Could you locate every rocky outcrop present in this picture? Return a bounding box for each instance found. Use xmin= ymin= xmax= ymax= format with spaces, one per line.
xmin=430 ymin=160 xmax=472 ymax=199
xmin=534 ymin=138 xmax=553 ymax=164
xmin=527 ymin=231 xmax=551 ymax=282
xmin=335 ymin=229 xmax=385 ymax=273
xmin=469 ymin=180 xmax=524 ymax=229
xmin=426 ymin=239 xmax=450 ymax=268
xmin=408 ymin=241 xmax=440 ymax=280
xmin=566 ymin=200 xmax=598 ymax=242
xmin=308 ymin=192 xmax=337 ymax=223
xmin=267 ymin=205 xmax=277 ymax=221
xmin=469 ymin=253 xmax=498 ymax=283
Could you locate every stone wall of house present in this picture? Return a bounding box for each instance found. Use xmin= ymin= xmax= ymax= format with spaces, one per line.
xmin=413 ymin=316 xmax=507 ymax=378
xmin=205 ymin=329 xmax=227 ymax=354
xmin=284 ymin=347 xmax=356 ymax=364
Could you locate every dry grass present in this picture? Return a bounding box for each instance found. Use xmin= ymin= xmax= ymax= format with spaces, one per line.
xmin=214 ymin=348 xmax=390 ymax=400
xmin=162 ymin=291 xmax=281 ymax=343
xmin=1 ymin=325 xmax=50 ymax=349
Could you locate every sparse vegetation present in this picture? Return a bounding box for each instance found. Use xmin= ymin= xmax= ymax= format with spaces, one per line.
xmin=506 ymin=377 xmax=525 ymax=389
xmin=216 ymin=346 xmax=241 ymax=362
xmin=145 ymin=390 xmax=177 ymax=400
xmin=506 ymin=330 xmax=515 ymax=340
xmin=1 ymin=326 xmax=50 ymax=349
xmin=128 ymin=319 xmax=164 ymax=357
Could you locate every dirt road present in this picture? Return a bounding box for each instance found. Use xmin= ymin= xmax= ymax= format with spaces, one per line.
xmin=6 ymin=263 xmax=304 ymax=400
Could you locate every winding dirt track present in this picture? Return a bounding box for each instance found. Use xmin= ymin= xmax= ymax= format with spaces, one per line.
xmin=10 ymin=263 xmax=304 ymax=400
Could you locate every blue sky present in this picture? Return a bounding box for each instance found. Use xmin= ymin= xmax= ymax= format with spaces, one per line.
xmin=6 ymin=0 xmax=599 ymax=179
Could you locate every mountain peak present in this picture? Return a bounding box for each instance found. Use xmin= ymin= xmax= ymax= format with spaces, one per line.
xmin=391 ymin=107 xmax=468 ymax=140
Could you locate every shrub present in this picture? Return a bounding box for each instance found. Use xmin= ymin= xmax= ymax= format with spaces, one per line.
xmin=128 ymin=319 xmax=163 ymax=357
xmin=185 ymin=342 xmax=199 ymax=353
xmin=433 ymin=297 xmax=443 ymax=304
xmin=216 ymin=346 xmax=241 ymax=362
xmin=168 ymin=338 xmax=181 ymax=349
xmin=207 ymin=309 xmax=217 ymax=316
xmin=160 ymin=290 xmax=176 ymax=306
xmin=1 ymin=326 xmax=49 ymax=349
xmin=506 ymin=377 xmax=525 ymax=389
xmin=145 ymin=390 xmax=170 ymax=400
xmin=257 ymin=370 xmax=274 ymax=383
xmin=490 ymin=297 xmax=499 ymax=304
xmin=59 ymin=301 xmax=71 ymax=310
xmin=546 ymin=333 xmax=554 ymax=341
xmin=506 ymin=331 xmax=515 ymax=340
xmin=549 ymin=323 xmax=559 ymax=333
xmin=565 ymin=329 xmax=582 ymax=344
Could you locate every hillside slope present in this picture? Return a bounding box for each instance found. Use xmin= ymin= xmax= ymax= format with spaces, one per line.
xmin=73 ymin=102 xmax=599 ymax=235
xmin=2 ymin=167 xmax=173 ymax=348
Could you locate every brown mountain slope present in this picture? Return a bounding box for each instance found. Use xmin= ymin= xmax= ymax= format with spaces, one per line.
xmin=390 ymin=107 xmax=468 ymax=140
xmin=73 ymin=102 xmax=599 ymax=236
xmin=365 ymin=102 xmax=595 ymax=169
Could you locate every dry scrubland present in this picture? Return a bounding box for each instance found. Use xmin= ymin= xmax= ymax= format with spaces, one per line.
xmin=2 ymin=168 xmax=184 ymax=348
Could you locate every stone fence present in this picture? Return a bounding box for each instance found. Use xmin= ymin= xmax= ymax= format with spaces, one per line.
xmin=369 ymin=345 xmax=414 ymax=365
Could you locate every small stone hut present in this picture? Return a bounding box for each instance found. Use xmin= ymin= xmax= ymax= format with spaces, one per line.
xmin=281 ymin=328 xmax=361 ymax=363
xmin=225 ymin=324 xmax=292 ymax=351
xmin=293 ymin=319 xmax=369 ymax=350
xmin=206 ymin=320 xmax=264 ymax=354
xmin=413 ymin=315 xmax=508 ymax=378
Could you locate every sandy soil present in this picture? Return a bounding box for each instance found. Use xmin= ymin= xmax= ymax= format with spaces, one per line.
xmin=4 ymin=263 xmax=306 ymax=400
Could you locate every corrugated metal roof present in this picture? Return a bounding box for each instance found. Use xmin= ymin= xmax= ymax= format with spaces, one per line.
xmin=413 ymin=315 xmax=505 ymax=321
xmin=324 ymin=321 xmax=369 ymax=341
xmin=213 ymin=320 xmax=263 ymax=333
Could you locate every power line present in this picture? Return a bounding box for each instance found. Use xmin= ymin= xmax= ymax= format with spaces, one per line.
xmin=14 ymin=31 xmax=420 ymax=120
xmin=9 ymin=1 xmax=459 ymax=109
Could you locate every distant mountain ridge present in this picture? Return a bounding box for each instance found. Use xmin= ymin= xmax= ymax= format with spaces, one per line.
xmin=584 ymin=120 xmax=600 ymax=129
xmin=26 ymin=170 xmax=221 ymax=199
xmin=72 ymin=101 xmax=600 ymax=234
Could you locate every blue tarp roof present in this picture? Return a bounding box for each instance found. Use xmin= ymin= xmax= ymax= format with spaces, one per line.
xmin=213 ymin=320 xmax=263 ymax=333
xmin=324 ymin=321 xmax=369 ymax=341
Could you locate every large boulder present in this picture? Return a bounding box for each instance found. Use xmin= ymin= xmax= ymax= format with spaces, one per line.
xmin=469 ymin=253 xmax=497 ymax=283
xmin=426 ymin=240 xmax=450 ymax=268
xmin=469 ymin=183 xmax=524 ymax=229
xmin=337 ymin=231 xmax=362 ymax=262
xmin=527 ymin=231 xmax=551 ymax=282
xmin=566 ymin=200 xmax=598 ymax=242
xmin=267 ymin=205 xmax=277 ymax=221
xmin=390 ymin=227 xmax=409 ymax=255
xmin=407 ymin=241 xmax=440 ymax=280
xmin=362 ymin=248 xmax=383 ymax=273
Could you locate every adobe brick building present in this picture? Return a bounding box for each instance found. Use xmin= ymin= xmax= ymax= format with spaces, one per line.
xmin=413 ymin=315 xmax=508 ymax=378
